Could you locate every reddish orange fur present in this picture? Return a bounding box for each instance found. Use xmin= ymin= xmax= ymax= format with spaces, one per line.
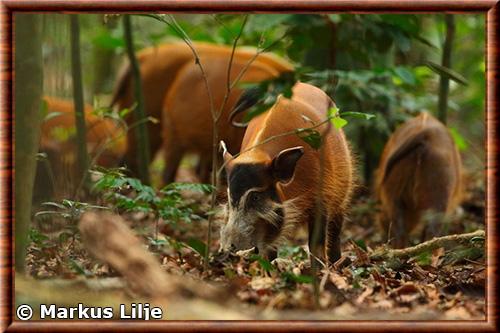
xmin=37 ymin=96 xmax=126 ymax=200
xmin=375 ymin=112 xmax=462 ymax=248
xmin=160 ymin=44 xmax=294 ymax=183
xmin=41 ymin=96 xmax=126 ymax=167
xmin=111 ymin=41 xmax=293 ymax=178
xmin=225 ymin=82 xmax=354 ymax=263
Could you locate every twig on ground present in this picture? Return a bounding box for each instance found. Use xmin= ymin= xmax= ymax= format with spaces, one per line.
xmin=370 ymin=230 xmax=485 ymax=261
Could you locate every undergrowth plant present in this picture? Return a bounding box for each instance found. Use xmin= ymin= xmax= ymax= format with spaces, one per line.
xmin=91 ymin=167 xmax=214 ymax=251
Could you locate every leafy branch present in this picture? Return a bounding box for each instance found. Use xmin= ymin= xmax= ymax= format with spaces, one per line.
xmin=218 ymin=107 xmax=374 ymax=175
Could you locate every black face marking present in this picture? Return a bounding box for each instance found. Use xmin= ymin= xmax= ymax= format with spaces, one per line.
xmin=228 ymin=163 xmax=270 ymax=207
xmin=246 ymin=190 xmax=263 ymax=209
xmin=245 ymin=187 xmax=281 ymax=211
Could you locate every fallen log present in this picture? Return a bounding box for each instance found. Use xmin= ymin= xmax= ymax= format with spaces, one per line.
xmin=78 ymin=211 xmax=220 ymax=301
xmin=79 ymin=211 xmax=174 ymax=299
xmin=370 ymin=230 xmax=485 ymax=261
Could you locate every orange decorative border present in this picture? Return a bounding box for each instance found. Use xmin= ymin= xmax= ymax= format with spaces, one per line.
xmin=0 ymin=1 xmax=498 ymax=331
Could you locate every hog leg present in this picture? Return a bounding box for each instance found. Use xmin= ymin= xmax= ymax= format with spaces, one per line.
xmin=326 ymin=213 xmax=343 ymax=265
xmin=393 ymin=203 xmax=408 ymax=248
xmin=163 ymin=144 xmax=183 ymax=185
xmin=308 ymin=213 xmax=327 ymax=268
xmin=421 ymin=195 xmax=449 ymax=242
xmin=197 ymin=154 xmax=212 ymax=184
xmin=417 ymin=155 xmax=453 ymax=242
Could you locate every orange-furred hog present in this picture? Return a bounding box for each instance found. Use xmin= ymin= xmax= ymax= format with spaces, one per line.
xmin=375 ymin=112 xmax=462 ymax=248
xmin=35 ymin=96 xmax=126 ymax=201
xmin=161 ymin=47 xmax=293 ymax=184
xmin=110 ymin=41 xmax=293 ymax=180
xmin=219 ymin=82 xmax=353 ymax=264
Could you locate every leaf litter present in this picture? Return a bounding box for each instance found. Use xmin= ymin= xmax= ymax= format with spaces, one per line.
xmin=25 ymin=168 xmax=485 ymax=320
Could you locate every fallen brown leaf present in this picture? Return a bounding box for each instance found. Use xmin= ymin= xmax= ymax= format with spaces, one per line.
xmin=330 ymin=271 xmax=349 ymax=290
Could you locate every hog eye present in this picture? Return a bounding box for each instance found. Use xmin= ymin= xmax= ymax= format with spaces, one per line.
xmin=249 ymin=191 xmax=261 ymax=203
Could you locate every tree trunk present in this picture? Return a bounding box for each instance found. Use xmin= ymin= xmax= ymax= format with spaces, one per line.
xmin=69 ymin=15 xmax=89 ymax=194
xmin=14 ymin=14 xmax=43 ymax=273
xmin=437 ymin=14 xmax=455 ymax=124
xmin=92 ymin=15 xmax=117 ymax=96
xmin=123 ymin=14 xmax=150 ymax=184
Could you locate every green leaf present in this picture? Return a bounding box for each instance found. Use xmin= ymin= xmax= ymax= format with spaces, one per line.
xmin=380 ymin=15 xmax=419 ymax=35
xmin=62 ymin=199 xmax=74 ymax=208
xmin=250 ymin=254 xmax=275 ymax=272
xmin=413 ymin=251 xmax=432 ymax=266
xmin=28 ymin=228 xmax=49 ymax=244
xmin=449 ymin=127 xmax=468 ymax=151
xmin=247 ymin=14 xmax=291 ymax=33
xmin=282 ymin=272 xmax=313 ymax=284
xmin=295 ymin=128 xmax=322 ymax=150
xmin=127 ymin=178 xmax=144 ymax=191
xmin=92 ymin=32 xmax=125 ymax=50
xmin=353 ymin=239 xmax=368 ymax=251
xmin=119 ymin=108 xmax=132 ymax=118
xmin=282 ymin=85 xmax=293 ymax=98
xmin=164 ymin=182 xmax=214 ymax=194
xmin=49 ymin=126 xmax=75 ymax=142
xmin=332 ymin=116 xmax=348 ymax=129
xmin=327 ymin=106 xmax=340 ymax=118
xmin=186 ymin=238 xmax=207 ymax=257
xmin=424 ymin=61 xmax=469 ymax=85
xmin=341 ymin=111 xmax=376 ymax=120
xmin=393 ymin=67 xmax=416 ymax=85
xmin=391 ymin=30 xmax=411 ymax=52
xmin=69 ymin=259 xmax=91 ymax=276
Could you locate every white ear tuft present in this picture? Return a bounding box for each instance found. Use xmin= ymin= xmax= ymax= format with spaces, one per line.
xmin=220 ymin=140 xmax=233 ymax=164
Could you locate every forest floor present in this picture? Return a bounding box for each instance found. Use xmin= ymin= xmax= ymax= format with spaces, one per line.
xmin=22 ymin=167 xmax=486 ymax=320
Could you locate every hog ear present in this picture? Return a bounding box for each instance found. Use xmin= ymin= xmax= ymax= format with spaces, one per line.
xmin=220 ymin=140 xmax=233 ymax=166
xmin=272 ymin=146 xmax=304 ymax=183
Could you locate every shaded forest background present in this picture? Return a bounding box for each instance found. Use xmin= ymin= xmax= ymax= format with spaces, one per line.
xmin=14 ymin=13 xmax=486 ymax=320
xmin=41 ymin=13 xmax=485 ymax=181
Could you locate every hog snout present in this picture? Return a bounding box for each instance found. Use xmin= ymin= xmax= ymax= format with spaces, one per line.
xmin=219 ymin=217 xmax=255 ymax=253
